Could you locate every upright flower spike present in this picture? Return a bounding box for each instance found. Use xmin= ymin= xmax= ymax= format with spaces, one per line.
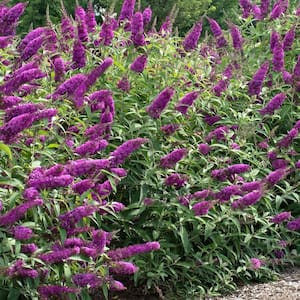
xmin=146 ymin=87 xmax=175 ymax=119
xmin=248 ymin=61 xmax=269 ymax=96
xmin=175 ymin=91 xmax=199 ymax=115
xmin=119 ymin=0 xmax=136 ymax=21
xmin=52 ymin=56 xmax=65 ymax=82
xmin=98 ymin=17 xmax=115 ymax=46
xmin=20 ymin=36 xmax=44 ymax=62
xmin=283 ymin=27 xmax=295 ymax=51
xmin=143 ymin=7 xmax=152 ymax=24
xmin=130 ymin=55 xmax=147 ymax=73
xmin=160 ymin=148 xmax=187 ymax=169
xmin=183 ymin=21 xmax=202 ymax=52
xmin=260 ymin=0 xmax=271 ymax=17
xmin=131 ymin=12 xmax=145 ymax=47
xmin=239 ymin=0 xmax=253 ymax=18
xmin=207 ymin=18 xmax=223 ymax=38
xmin=18 ymin=27 xmax=45 ymax=52
xmin=270 ymin=31 xmax=280 ymax=53
xmin=259 ymin=93 xmax=286 ymax=115
xmin=230 ymin=24 xmax=243 ymax=50
xmin=86 ymin=1 xmax=97 ymax=33
xmin=272 ymin=41 xmax=284 ymax=72
xmin=75 ymin=5 xmax=88 ymax=42
xmin=72 ymin=39 xmax=86 ymax=69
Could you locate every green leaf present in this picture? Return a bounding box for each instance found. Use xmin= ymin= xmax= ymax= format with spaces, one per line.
xmin=8 ymin=289 xmax=20 ymax=300
xmin=179 ymin=225 xmax=191 ymax=254
xmin=0 ymin=143 xmax=12 ymax=160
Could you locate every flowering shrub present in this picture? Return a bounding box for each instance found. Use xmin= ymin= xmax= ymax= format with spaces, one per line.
xmin=0 ymin=0 xmax=300 ymax=299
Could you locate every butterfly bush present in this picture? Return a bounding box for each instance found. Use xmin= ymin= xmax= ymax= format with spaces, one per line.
xmin=1 ymin=0 xmax=300 ymax=298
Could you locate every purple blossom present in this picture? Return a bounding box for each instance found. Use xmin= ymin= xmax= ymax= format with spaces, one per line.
xmin=108 ymin=241 xmax=160 ymax=260
xmin=52 ymin=56 xmax=65 ymax=82
xmin=215 ymin=185 xmax=241 ymax=202
xmin=39 ymin=247 xmax=80 ymax=264
xmin=49 ymin=74 xmax=86 ymax=101
xmin=85 ymin=57 xmax=113 ymax=90
xmin=232 ymin=190 xmax=263 ymax=209
xmin=66 ymin=158 xmax=110 ymax=177
xmin=109 ymin=138 xmax=148 ymax=166
xmin=208 ymin=18 xmax=223 ymax=37
xmin=159 ymin=16 xmax=173 ymax=35
xmin=191 ymin=190 xmax=211 ymax=200
xmin=34 ymin=108 xmax=57 ymax=122
xmin=27 ymin=175 xmax=73 ymax=190
xmin=117 ymin=76 xmax=131 ymax=92
xmin=227 ymin=164 xmax=250 ymax=175
xmin=250 ymin=258 xmax=262 ymax=270
xmin=12 ymin=226 xmax=33 ymax=240
xmin=282 ymin=70 xmax=293 ymax=84
xmin=272 ymin=159 xmax=288 ymax=170
xmin=38 ymin=285 xmax=79 ymax=299
xmin=21 ymin=243 xmax=38 ymax=254
xmin=213 ymin=79 xmax=229 ymax=96
xmin=205 ymin=126 xmax=230 ymax=142
xmin=75 ymin=6 xmax=88 ymax=42
xmin=277 ymin=127 xmax=299 ymax=148
xmin=270 ymin=0 xmax=285 ymax=19
xmin=146 ymin=87 xmax=175 ymax=119
xmin=143 ymin=7 xmax=152 ymax=24
xmin=260 ymin=0 xmax=271 ymax=17
xmin=59 ymin=205 xmax=98 ymax=230
xmin=240 ymin=0 xmax=253 ymax=18
xmin=110 ymin=280 xmax=127 ymax=291
xmin=230 ymin=25 xmax=243 ymax=50
xmin=91 ymin=229 xmax=110 ymax=253
xmin=265 ymin=168 xmax=286 ymax=185
xmin=0 ymin=113 xmax=35 ymax=143
xmin=20 ymin=36 xmax=44 ymax=61
xmin=248 ymin=61 xmax=269 ymax=96
xmin=192 ymin=201 xmax=212 ymax=216
xmin=98 ymin=17 xmax=114 ymax=46
xmin=160 ymin=124 xmax=180 ymax=135
xmin=0 ymin=35 xmax=12 ymax=48
xmin=211 ymin=169 xmax=228 ymax=181
xmin=283 ymin=27 xmax=295 ymax=51
xmin=216 ymin=36 xmax=228 ymax=48
xmin=160 ymin=148 xmax=187 ymax=169
xmin=86 ymin=1 xmax=97 ymax=33
xmin=0 ymin=96 xmax=23 ymax=109
xmin=175 ymin=91 xmax=199 ymax=115
xmin=74 ymin=139 xmax=108 ymax=156
xmin=287 ymin=218 xmax=300 ymax=231
xmin=7 ymin=260 xmax=38 ymax=278
xmin=164 ymin=173 xmax=188 ymax=188
xmin=272 ymin=41 xmax=284 ymax=72
xmin=198 ymin=143 xmax=211 ymax=155
xmin=119 ymin=0 xmax=136 ymax=21
xmin=259 ymin=93 xmax=286 ymax=115
xmin=270 ymin=211 xmax=291 ymax=224
xmin=73 ymin=273 xmax=102 ymax=288
xmin=293 ymin=55 xmax=300 ymax=79
xmin=295 ymin=161 xmax=300 ymax=168
xmin=5 ymin=103 xmax=41 ymax=122
xmin=0 ymin=199 xmax=43 ymax=226
xmin=270 ymin=31 xmax=280 ymax=53
xmin=203 ymin=114 xmax=221 ymax=126
xmin=72 ymin=179 xmax=95 ymax=195
xmin=18 ymin=27 xmax=45 ymax=51
xmin=183 ymin=21 xmax=202 ymax=52
xmin=72 ymin=39 xmax=86 ymax=69
xmin=130 ymin=55 xmax=147 ymax=73
xmin=241 ymin=181 xmax=262 ymax=192
xmin=131 ymin=12 xmax=145 ymax=47
xmin=110 ymin=261 xmax=138 ymax=274
xmin=61 ymin=16 xmax=75 ymax=40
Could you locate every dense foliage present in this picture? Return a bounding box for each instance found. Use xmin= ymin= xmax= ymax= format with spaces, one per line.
xmin=0 ymin=0 xmax=300 ymax=299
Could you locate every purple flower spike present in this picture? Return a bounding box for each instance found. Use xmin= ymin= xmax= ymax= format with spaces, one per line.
xmin=259 ymin=93 xmax=286 ymax=116
xmin=73 ymin=273 xmax=102 ymax=288
xmin=131 ymin=12 xmax=145 ymax=47
xmin=250 ymin=258 xmax=262 ymax=270
xmin=38 ymin=286 xmax=79 ymax=299
xmin=160 ymin=148 xmax=187 ymax=169
xmin=192 ymin=201 xmax=212 ymax=216
xmin=110 ymin=261 xmax=138 ymax=274
xmin=208 ymin=18 xmax=223 ymax=37
xmin=164 ymin=173 xmax=188 ymax=188
xmin=108 ymin=241 xmax=160 ymax=260
xmin=240 ymin=0 xmax=253 ymax=18
xmin=72 ymin=39 xmax=86 ymax=69
xmin=160 ymin=124 xmax=180 ymax=135
xmin=130 ymin=55 xmax=147 ymax=73
xmin=86 ymin=1 xmax=97 ymax=33
xmin=74 ymin=139 xmax=108 ymax=156
xmin=283 ymin=27 xmax=295 ymax=51
xmin=248 ymin=61 xmax=269 ymax=96
xmin=198 ymin=143 xmax=211 ymax=155
xmin=12 ymin=226 xmax=33 ymax=240
xmin=287 ymin=218 xmax=300 ymax=231
xmin=109 ymin=138 xmax=148 ymax=166
xmin=265 ymin=168 xmax=286 ymax=185
xmin=0 ymin=199 xmax=43 ymax=226
xmin=143 ymin=7 xmax=152 ymax=24
xmin=146 ymin=87 xmax=175 ymax=119
xmin=119 ymin=0 xmax=136 ymax=21
xmin=117 ymin=76 xmax=130 ymax=92
xmin=183 ymin=21 xmax=202 ymax=52
xmin=230 ymin=25 xmax=243 ymax=50
xmin=175 ymin=91 xmax=199 ymax=115
xmin=39 ymin=247 xmax=80 ymax=264
xmin=270 ymin=211 xmax=291 ymax=224
xmin=72 ymin=179 xmax=95 ymax=195
xmin=272 ymin=42 xmax=284 ymax=72
xmin=98 ymin=17 xmax=115 ymax=46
